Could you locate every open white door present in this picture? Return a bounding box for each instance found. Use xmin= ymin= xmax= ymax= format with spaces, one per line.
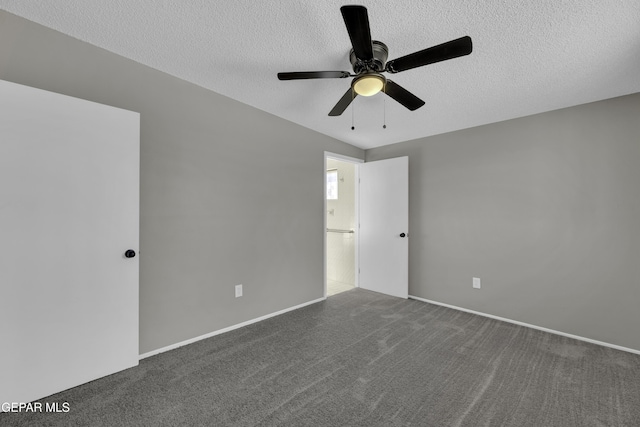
xmin=359 ymin=156 xmax=408 ymax=299
xmin=0 ymin=80 xmax=139 ymax=406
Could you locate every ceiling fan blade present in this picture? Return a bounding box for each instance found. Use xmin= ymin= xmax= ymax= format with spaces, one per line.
xmin=329 ymin=88 xmax=357 ymax=116
xmin=384 ymin=80 xmax=425 ymax=111
xmin=340 ymin=5 xmax=374 ymax=61
xmin=385 ymin=36 xmax=472 ymax=73
xmin=278 ymin=71 xmax=351 ymax=80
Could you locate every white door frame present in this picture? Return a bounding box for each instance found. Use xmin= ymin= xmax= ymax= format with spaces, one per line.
xmin=323 ymin=152 xmax=364 ymax=297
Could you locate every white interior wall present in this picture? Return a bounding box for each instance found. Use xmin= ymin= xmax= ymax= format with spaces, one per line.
xmin=326 ymin=159 xmax=356 ymax=287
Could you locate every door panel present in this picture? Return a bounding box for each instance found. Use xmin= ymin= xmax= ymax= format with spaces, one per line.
xmin=0 ymin=80 xmax=139 ymax=405
xmin=359 ymin=156 xmax=408 ymax=298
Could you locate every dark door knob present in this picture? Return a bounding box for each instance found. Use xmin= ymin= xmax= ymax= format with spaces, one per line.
xmin=125 ymin=249 xmax=136 ymax=258
xmin=399 ymin=233 xmax=406 ymax=238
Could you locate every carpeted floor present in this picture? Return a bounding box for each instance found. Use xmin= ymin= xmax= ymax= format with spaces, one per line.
xmin=2 ymin=288 xmax=640 ymax=426
xmin=327 ymin=280 xmax=355 ymax=296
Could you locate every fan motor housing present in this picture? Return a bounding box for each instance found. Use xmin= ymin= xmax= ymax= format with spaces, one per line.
xmin=350 ymin=40 xmax=389 ymax=74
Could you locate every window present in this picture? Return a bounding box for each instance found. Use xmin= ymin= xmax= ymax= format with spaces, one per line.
xmin=327 ymin=169 xmax=338 ymax=200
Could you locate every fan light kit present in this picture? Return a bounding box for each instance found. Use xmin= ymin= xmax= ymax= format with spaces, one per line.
xmin=278 ymin=5 xmax=473 ymax=120
xmin=352 ymin=73 xmax=385 ymax=96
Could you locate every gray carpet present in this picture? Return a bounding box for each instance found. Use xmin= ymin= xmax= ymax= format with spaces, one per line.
xmin=3 ymin=288 xmax=640 ymax=426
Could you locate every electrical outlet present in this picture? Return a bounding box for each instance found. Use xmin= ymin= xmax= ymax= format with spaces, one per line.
xmin=235 ymin=284 xmax=243 ymax=298
xmin=473 ymin=277 xmax=481 ymax=289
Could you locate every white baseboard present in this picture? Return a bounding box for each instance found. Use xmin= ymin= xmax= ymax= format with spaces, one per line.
xmin=139 ymin=297 xmax=327 ymax=360
xmin=409 ymin=295 xmax=640 ymax=356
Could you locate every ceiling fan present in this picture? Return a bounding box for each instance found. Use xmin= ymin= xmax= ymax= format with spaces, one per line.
xmin=277 ymin=5 xmax=472 ymax=116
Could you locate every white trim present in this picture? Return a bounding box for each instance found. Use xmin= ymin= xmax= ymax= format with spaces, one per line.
xmin=325 ymin=152 xmax=365 ymax=164
xmin=323 ymin=154 xmax=327 ymax=298
xmin=353 ymin=163 xmax=360 ymax=290
xmin=139 ymin=297 xmax=326 ymax=360
xmin=324 ymin=152 xmax=364 ymax=298
xmin=409 ymin=295 xmax=640 ymax=356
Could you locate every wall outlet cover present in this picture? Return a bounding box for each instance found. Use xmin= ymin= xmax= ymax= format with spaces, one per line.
xmin=235 ymin=284 xmax=243 ymax=298
xmin=473 ymin=277 xmax=481 ymax=289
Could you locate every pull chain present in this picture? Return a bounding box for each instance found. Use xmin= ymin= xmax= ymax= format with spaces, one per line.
xmin=383 ymin=81 xmax=387 ymax=129
xmin=351 ymin=88 xmax=355 ymax=130
xmin=348 ymin=86 xmax=388 ymax=130
xmin=383 ymin=97 xmax=387 ymax=129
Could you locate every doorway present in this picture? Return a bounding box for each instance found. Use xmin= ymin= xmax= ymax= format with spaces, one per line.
xmin=324 ymin=153 xmax=409 ymax=299
xmin=324 ymin=153 xmax=363 ymax=297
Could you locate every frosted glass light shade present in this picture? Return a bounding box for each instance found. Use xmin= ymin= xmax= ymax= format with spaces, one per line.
xmin=352 ymin=74 xmax=385 ymax=97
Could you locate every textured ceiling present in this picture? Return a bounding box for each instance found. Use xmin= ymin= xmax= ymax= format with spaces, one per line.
xmin=1 ymin=1 xmax=639 ymax=149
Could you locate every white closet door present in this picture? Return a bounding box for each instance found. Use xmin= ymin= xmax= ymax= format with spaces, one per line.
xmin=0 ymin=80 xmax=140 ymax=406
xmin=360 ymin=156 xmax=409 ymax=299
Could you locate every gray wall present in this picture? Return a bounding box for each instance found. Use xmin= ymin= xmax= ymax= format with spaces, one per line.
xmin=367 ymin=92 xmax=640 ymax=351
xmin=0 ymin=11 xmax=364 ymax=354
